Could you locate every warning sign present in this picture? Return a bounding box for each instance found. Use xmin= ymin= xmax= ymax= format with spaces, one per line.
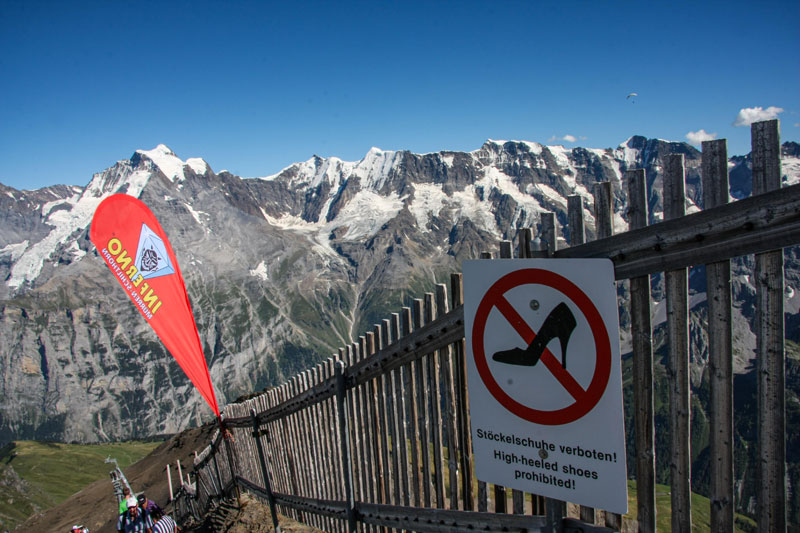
xmin=464 ymin=259 xmax=627 ymax=514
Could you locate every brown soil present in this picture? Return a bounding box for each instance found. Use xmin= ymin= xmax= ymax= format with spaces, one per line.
xmin=182 ymin=493 xmax=322 ymax=533
xmin=15 ymin=424 xmax=320 ymax=533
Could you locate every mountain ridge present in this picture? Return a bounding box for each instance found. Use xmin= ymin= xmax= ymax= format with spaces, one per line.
xmin=0 ymin=136 xmax=798 ymax=445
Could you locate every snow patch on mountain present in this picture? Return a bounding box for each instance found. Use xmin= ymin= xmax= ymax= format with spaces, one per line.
xmin=184 ymin=203 xmax=207 ymax=224
xmin=784 ymin=154 xmax=800 ymax=186
xmin=186 ymin=158 xmax=209 ymax=175
xmin=250 ymin=261 xmax=269 ymax=281
xmin=328 ymin=190 xmax=405 ymax=240
xmin=264 ymin=212 xmax=319 ymax=233
xmin=41 ymin=195 xmax=76 ymax=217
xmin=1 ymin=241 xmax=29 ymax=261
xmin=409 ymin=183 xmax=447 ymax=229
xmin=352 ymin=148 xmax=400 ymax=190
xmin=8 ymin=192 xmax=101 ymax=288
xmin=616 ymin=138 xmax=640 ymax=168
xmin=7 ymin=157 xmax=161 ymax=289
xmin=451 ymin=185 xmax=499 ymax=236
xmin=137 ymin=145 xmax=187 ymax=182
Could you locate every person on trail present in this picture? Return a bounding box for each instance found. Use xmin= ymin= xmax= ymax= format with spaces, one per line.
xmin=117 ymin=496 xmax=153 ymax=533
xmin=150 ymin=508 xmax=179 ymax=533
xmin=71 ymin=525 xmax=89 ymax=532
xmin=119 ymin=487 xmax=132 ymax=515
xmin=137 ymin=493 xmax=163 ymax=515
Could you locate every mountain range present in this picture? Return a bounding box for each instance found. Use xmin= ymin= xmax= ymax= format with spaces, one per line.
xmin=2 ymin=137 xmax=799 ymax=444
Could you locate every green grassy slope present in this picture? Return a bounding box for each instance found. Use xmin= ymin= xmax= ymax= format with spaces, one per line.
xmin=625 ymin=480 xmax=757 ymax=532
xmin=0 ymin=440 xmax=160 ymax=531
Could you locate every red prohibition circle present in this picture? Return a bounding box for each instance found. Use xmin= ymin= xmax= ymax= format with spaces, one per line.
xmin=472 ymin=268 xmax=611 ymax=425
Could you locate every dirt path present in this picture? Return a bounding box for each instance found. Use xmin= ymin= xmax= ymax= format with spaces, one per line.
xmin=182 ymin=493 xmax=322 ymax=533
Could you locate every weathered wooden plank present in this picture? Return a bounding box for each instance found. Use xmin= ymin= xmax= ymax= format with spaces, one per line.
xmin=593 ymin=182 xmax=614 ymax=240
xmin=390 ymin=313 xmax=411 ymax=509
xmin=373 ymin=325 xmax=392 ymax=511
xmin=381 ymin=320 xmax=399 ymax=510
xmin=335 ymin=359 xmax=357 ymax=533
xmin=403 ymin=306 xmax=423 ymax=508
xmin=436 ymin=284 xmax=460 ymax=511
xmin=628 ymin=169 xmax=656 ymax=533
xmin=500 ymin=240 xmax=512 ymax=259
xmin=296 ymin=374 xmax=319 ymax=527
xmin=318 ymin=365 xmax=337 ymax=531
xmin=451 ymin=273 xmax=474 ymax=511
xmin=518 ymin=227 xmax=533 ymax=259
xmin=367 ymin=332 xmax=385 ymax=508
xmin=478 ymin=251 xmax=505 ymax=514
xmin=414 ymin=298 xmax=433 ymax=508
xmin=347 ymin=345 xmax=365 ymax=503
xmin=557 ymin=182 xmax=800 ymax=279
xmin=544 ymin=214 xmax=568 ymax=529
xmin=426 ymin=292 xmax=446 ymax=509
xmin=569 ymin=195 xmax=596 ymax=525
xmin=664 ymin=154 xmax=691 ymax=533
xmin=752 ymin=119 xmax=786 ymax=532
xmin=497 ymin=239 xmax=525 ymax=516
xmin=592 ymin=182 xmax=622 ymax=531
xmin=308 ymin=370 xmax=326 ymax=531
xmin=358 ymin=336 xmax=377 ymax=506
xmin=325 ymin=359 xmax=343 ymax=502
xmin=567 ymin=195 xmax=585 ymax=247
xmin=541 ymin=212 xmax=556 ymax=257
xmin=281 ymin=382 xmax=304 ymax=521
xmin=702 ymin=138 xmax=735 ymax=533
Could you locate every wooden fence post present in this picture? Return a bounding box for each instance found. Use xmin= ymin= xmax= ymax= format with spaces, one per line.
xmin=391 ymin=313 xmax=412 ymax=508
xmin=413 ymin=298 xmax=433 ymax=508
xmin=569 ymin=195 xmax=597 ymax=527
xmin=627 ymin=169 xmax=656 ymax=533
xmin=479 ymin=250 xmax=504 ymax=514
xmin=211 ymin=442 xmax=224 ymax=497
xmin=752 ymin=118 xmax=786 ymax=532
xmin=664 ymin=153 xmax=691 ymax=533
xmin=541 ymin=213 xmax=567 ymax=533
xmin=702 ymin=138 xmax=735 ymax=532
xmin=251 ymin=408 xmax=282 ymax=532
xmin=336 ymin=360 xmax=358 ymax=533
xmin=402 ymin=306 xmax=423 ymax=508
xmin=436 ymin=284 xmax=460 ymax=511
xmin=592 ymin=181 xmax=623 ymax=531
xmin=451 ymin=273 xmax=475 ymax=511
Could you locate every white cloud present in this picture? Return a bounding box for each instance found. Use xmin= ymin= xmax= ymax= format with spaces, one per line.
xmin=733 ymin=106 xmax=784 ymax=127
xmin=685 ymin=129 xmax=718 ymax=146
xmin=548 ymin=134 xmax=578 ymax=143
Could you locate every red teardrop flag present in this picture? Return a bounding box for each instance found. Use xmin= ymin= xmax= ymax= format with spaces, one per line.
xmin=90 ymin=194 xmax=220 ymax=417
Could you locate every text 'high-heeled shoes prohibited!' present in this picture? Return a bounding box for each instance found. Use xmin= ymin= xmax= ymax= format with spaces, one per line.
xmin=492 ymin=302 xmax=577 ymax=369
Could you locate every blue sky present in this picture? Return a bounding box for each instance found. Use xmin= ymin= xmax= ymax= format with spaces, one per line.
xmin=1 ymin=0 xmax=798 ymax=190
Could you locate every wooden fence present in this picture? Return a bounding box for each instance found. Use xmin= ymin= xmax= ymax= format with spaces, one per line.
xmin=189 ymin=119 xmax=796 ymax=533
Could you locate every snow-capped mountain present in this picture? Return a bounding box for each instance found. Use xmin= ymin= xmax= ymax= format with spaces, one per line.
xmin=1 ymin=138 xmax=799 ymax=446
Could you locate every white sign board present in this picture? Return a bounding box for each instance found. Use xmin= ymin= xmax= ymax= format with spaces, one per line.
xmin=464 ymin=258 xmax=628 ymax=514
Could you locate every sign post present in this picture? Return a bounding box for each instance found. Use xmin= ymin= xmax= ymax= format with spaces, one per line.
xmin=464 ymin=258 xmax=628 ymax=514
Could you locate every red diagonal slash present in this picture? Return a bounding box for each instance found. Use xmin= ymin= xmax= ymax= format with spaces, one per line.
xmin=494 ymin=295 xmax=586 ymax=401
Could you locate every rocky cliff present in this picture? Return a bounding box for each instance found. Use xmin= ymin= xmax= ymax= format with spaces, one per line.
xmin=1 ymin=139 xmax=798 ymax=447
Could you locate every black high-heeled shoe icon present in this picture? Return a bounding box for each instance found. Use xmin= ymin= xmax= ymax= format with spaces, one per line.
xmin=493 ymin=302 xmax=577 ymax=369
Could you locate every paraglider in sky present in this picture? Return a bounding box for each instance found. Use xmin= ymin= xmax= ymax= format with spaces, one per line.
xmin=626 ymin=92 xmax=638 ymax=103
